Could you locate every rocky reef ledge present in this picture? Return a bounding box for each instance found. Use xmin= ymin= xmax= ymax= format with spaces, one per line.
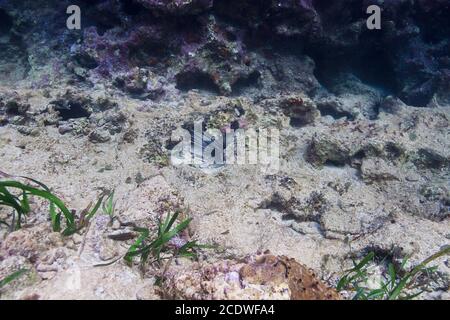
xmin=0 ymin=0 xmax=449 ymax=300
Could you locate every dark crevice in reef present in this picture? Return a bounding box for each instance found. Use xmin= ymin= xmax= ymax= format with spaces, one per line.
xmin=308 ymin=55 xmax=339 ymax=92
xmin=370 ymin=101 xmax=381 ymax=120
xmin=400 ymin=78 xmax=439 ymax=109
xmin=317 ymin=104 xmax=355 ymax=121
xmin=384 ymin=142 xmax=404 ymax=162
xmin=289 ymin=118 xmax=307 ymax=128
xmin=314 ymin=0 xmax=366 ymax=27
xmin=308 ymin=46 xmax=397 ymax=98
xmin=0 ymin=9 xmax=13 ymax=35
xmin=354 ymin=41 xmax=398 ymax=94
xmin=281 ymin=213 xmax=298 ymax=222
xmin=120 ymin=0 xmax=146 ymax=16
xmin=78 ymin=0 xmax=123 ymax=36
xmin=356 ymin=245 xmax=405 ymax=265
xmin=262 ymin=198 xmax=289 ymax=215
xmin=176 ymin=71 xmax=221 ymax=95
xmin=56 ymin=103 xmax=91 ymax=121
xmin=1 ymin=0 xmax=449 ymax=108
xmin=212 ymin=0 xmax=271 ymax=28
xmin=231 ymin=70 xmax=261 ymax=96
xmin=0 ymin=7 xmax=30 ymax=84
xmin=413 ymin=2 xmax=450 ymax=45
xmin=323 ymin=159 xmax=346 ymax=168
xmin=414 ymin=149 xmax=450 ymax=171
xmin=129 ymin=43 xmax=169 ymax=67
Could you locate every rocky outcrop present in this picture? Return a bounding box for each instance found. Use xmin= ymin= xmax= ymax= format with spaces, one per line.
xmin=162 ymin=253 xmax=340 ymax=300
xmin=1 ymin=1 xmax=447 ymax=107
xmin=137 ymin=0 xmax=213 ymax=15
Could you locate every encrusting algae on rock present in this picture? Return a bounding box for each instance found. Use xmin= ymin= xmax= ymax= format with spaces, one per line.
xmin=161 ymin=253 xmax=340 ymax=300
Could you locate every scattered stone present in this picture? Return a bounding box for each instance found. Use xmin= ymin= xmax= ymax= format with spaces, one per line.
xmin=306 ymin=135 xmax=353 ymax=167
xmin=16 ymin=126 xmax=39 ymax=136
xmin=58 ymin=123 xmax=73 ymax=135
xmin=89 ymin=129 xmax=111 ymax=143
xmin=278 ymin=94 xmax=320 ymax=127
xmin=361 ymin=158 xmax=399 ymax=182
xmin=72 ymin=233 xmax=83 ymax=245
xmin=107 ymin=229 xmax=137 ymax=241
xmin=122 ymin=128 xmax=139 ymax=143
xmin=98 ymin=240 xmax=118 ymax=261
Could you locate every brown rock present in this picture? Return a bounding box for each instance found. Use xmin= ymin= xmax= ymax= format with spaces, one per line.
xmin=280 ymin=256 xmax=341 ymax=300
xmin=240 ymin=254 xmax=340 ymax=300
xmin=162 ymin=253 xmax=340 ymax=300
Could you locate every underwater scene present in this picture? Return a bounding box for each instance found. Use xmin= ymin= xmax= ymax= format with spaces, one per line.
xmin=0 ymin=0 xmax=449 ymax=301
